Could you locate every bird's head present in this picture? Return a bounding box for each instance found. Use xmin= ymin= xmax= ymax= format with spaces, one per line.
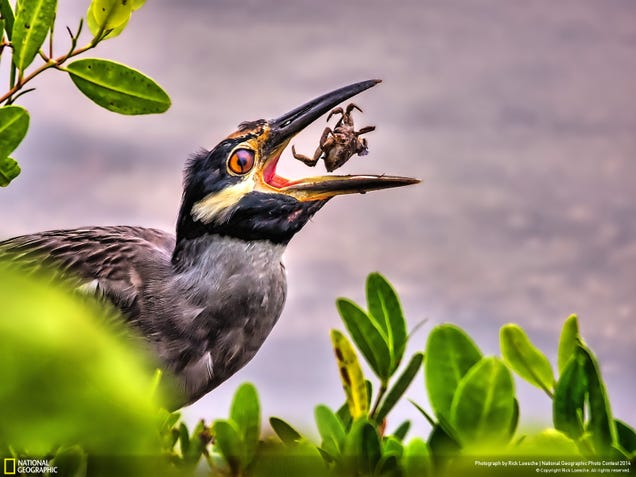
xmin=176 ymin=80 xmax=419 ymax=245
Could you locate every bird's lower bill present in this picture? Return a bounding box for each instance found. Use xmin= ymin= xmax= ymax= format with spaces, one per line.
xmin=259 ymin=149 xmax=420 ymax=201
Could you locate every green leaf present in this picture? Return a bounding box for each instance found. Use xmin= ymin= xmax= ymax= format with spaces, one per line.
xmin=184 ymin=419 xmax=209 ymax=464
xmin=0 ymin=0 xmax=15 ymax=39
xmin=515 ymin=428 xmax=580 ymax=456
xmin=427 ymin=424 xmax=461 ymax=466
xmin=212 ymin=420 xmax=245 ymax=476
xmin=378 ymin=438 xmax=403 ymax=477
xmin=315 ymin=404 xmax=345 ymax=454
xmin=365 ymin=379 xmax=373 ymax=408
xmin=425 ymin=324 xmax=482 ymax=421
xmin=366 ymin=272 xmax=408 ymax=372
xmin=579 ymin=344 xmax=616 ymax=455
xmin=86 ymin=0 xmax=138 ymax=41
xmin=159 ymin=409 xmax=181 ymax=433
xmin=615 ymin=420 xmax=636 ymax=456
xmin=336 ymin=401 xmax=353 ymax=431
xmin=343 ymin=418 xmax=382 ymax=476
xmin=269 ymin=417 xmax=302 ymax=447
xmin=11 ymin=0 xmax=57 ymax=71
xmin=377 ymin=455 xmax=400 ymax=477
xmin=613 ymin=444 xmax=631 ymax=460
xmin=66 ymin=58 xmax=171 ymax=115
xmin=500 ymin=324 xmax=555 ymax=395
xmin=553 ymin=351 xmax=587 ymax=440
xmin=89 ymin=0 xmax=131 ymax=35
xmin=86 ymin=4 xmax=99 ymax=37
xmin=450 ymin=357 xmax=516 ymax=448
xmin=158 ymin=410 xmax=181 ymax=450
xmin=383 ymin=436 xmax=404 ymax=457
xmin=403 ymin=437 xmax=432 ymax=477
xmin=558 ymin=314 xmax=580 ymax=374
xmin=330 ymin=329 xmax=369 ymax=419
xmin=0 ymin=156 xmax=20 ymax=186
xmin=508 ymin=398 xmax=520 ymax=439
xmin=86 ymin=2 xmax=129 ymax=40
xmin=178 ymin=421 xmax=190 ymax=454
xmin=230 ymin=382 xmax=260 ymax=462
xmin=375 ymin=352 xmax=423 ymax=423
xmin=166 ymin=428 xmax=179 ymax=450
xmin=392 ymin=421 xmax=410 ymax=441
xmin=316 ymin=443 xmax=337 ymax=463
xmin=337 ymin=298 xmax=391 ymax=380
xmin=0 ymin=268 xmax=166 ymax=458
xmin=0 ymin=105 xmax=29 ymax=157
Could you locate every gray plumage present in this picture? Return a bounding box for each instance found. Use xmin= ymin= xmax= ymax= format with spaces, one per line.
xmin=0 ymin=226 xmax=287 ymax=407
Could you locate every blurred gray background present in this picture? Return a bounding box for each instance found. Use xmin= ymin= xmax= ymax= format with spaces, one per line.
xmin=2 ymin=0 xmax=635 ymax=433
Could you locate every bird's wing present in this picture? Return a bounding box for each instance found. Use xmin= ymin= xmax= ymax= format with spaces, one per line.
xmin=0 ymin=226 xmax=176 ymax=319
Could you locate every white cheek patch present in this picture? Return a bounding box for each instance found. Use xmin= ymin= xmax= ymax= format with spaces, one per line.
xmin=191 ymin=179 xmax=255 ymax=224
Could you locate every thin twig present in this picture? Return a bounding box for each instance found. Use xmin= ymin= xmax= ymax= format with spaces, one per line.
xmin=64 ymin=18 xmax=83 ymax=58
xmin=9 ymin=87 xmax=36 ymax=104
xmin=1 ymin=21 xmax=102 ymax=105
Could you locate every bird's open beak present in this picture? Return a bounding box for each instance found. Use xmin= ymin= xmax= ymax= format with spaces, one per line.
xmin=257 ymin=80 xmax=420 ymax=201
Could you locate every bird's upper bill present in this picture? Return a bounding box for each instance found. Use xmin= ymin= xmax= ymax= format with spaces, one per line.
xmin=235 ymin=79 xmax=420 ymax=202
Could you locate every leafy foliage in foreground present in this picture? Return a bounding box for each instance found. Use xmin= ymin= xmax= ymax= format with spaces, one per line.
xmin=0 ymin=0 xmax=170 ymax=186
xmin=0 ymin=265 xmax=165 ymax=476
xmin=0 ymin=270 xmax=634 ymax=476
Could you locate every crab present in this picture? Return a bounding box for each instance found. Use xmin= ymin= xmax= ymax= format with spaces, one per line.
xmin=291 ymin=103 xmax=376 ymax=172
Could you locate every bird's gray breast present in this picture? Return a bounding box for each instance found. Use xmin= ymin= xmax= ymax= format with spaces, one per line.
xmin=149 ymin=236 xmax=287 ymax=403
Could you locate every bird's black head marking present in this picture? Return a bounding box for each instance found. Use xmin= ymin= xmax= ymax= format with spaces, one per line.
xmin=174 ymin=80 xmax=419 ymax=252
xmin=176 ymin=138 xmax=327 ymax=247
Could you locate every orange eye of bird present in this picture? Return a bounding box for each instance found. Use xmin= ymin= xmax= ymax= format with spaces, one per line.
xmin=228 ymin=149 xmax=255 ymax=175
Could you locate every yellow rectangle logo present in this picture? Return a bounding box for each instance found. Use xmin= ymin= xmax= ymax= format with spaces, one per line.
xmin=3 ymin=458 xmax=16 ymax=475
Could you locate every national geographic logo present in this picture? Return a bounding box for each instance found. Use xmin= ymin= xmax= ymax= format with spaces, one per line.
xmin=3 ymin=458 xmax=58 ymax=475
xmin=3 ymin=459 xmax=15 ymax=475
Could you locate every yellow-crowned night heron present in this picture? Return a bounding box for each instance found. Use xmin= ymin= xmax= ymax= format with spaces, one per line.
xmin=0 ymin=80 xmax=418 ymax=408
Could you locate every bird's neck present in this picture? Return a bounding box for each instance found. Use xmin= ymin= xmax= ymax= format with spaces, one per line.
xmin=171 ymin=233 xmax=286 ymax=272
xmin=164 ymin=233 xmax=288 ymax=403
